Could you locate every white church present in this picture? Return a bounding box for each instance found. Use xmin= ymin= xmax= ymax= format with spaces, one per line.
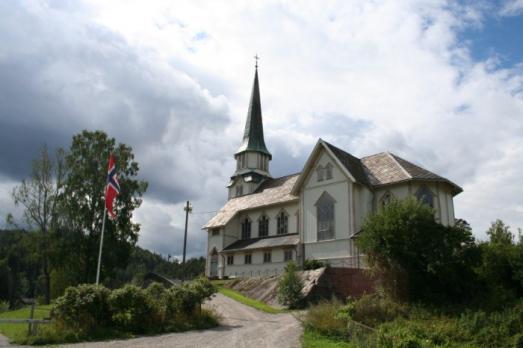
xmin=204 ymin=67 xmax=462 ymax=279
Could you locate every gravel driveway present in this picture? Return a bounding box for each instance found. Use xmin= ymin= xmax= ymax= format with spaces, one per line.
xmin=59 ymin=293 xmax=302 ymax=348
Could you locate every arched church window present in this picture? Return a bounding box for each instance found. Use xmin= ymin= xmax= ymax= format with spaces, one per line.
xmin=241 ymin=217 xmax=251 ymax=239
xmin=258 ymin=214 xmax=269 ymax=237
xmin=277 ymin=211 xmax=289 ymax=235
xmin=316 ymin=165 xmax=324 ymax=182
xmin=416 ymin=186 xmax=434 ymax=208
xmin=380 ymin=191 xmax=394 ymax=208
xmin=325 ymin=163 xmax=333 ymax=180
xmin=316 ymin=191 xmax=336 ymax=241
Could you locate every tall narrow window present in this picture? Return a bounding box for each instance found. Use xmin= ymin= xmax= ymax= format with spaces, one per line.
xmin=241 ymin=154 xmax=246 ymax=169
xmin=277 ymin=211 xmax=289 ymax=235
xmin=241 ymin=217 xmax=251 ymax=239
xmin=416 ymin=186 xmax=434 ymax=208
xmin=284 ymin=250 xmax=293 ymax=262
xmin=380 ymin=191 xmax=394 ymax=208
xmin=316 ymin=165 xmax=324 ymax=181
xmin=236 ymin=185 xmax=243 ymax=197
xmin=316 ymin=191 xmax=336 ymax=241
xmin=227 ymin=255 xmax=234 ymax=265
xmin=258 ymin=214 xmax=269 ymax=237
xmin=325 ymin=163 xmax=333 ymax=180
xmin=263 ymin=251 xmax=272 ymax=263
xmin=244 ymin=253 xmax=252 ymax=264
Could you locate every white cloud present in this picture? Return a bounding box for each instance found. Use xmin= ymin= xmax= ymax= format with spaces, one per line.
xmin=499 ymin=0 xmax=523 ymax=16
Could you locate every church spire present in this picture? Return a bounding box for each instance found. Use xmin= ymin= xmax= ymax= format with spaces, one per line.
xmin=235 ymin=63 xmax=272 ymax=159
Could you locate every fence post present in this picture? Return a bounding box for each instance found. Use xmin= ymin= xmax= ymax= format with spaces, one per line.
xmin=27 ymin=301 xmax=35 ymax=336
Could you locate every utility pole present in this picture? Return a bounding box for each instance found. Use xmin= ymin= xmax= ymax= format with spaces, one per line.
xmin=182 ymin=200 xmax=192 ymax=281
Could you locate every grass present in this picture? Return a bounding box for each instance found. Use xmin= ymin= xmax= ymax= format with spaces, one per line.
xmin=301 ymin=328 xmax=355 ymax=348
xmin=0 ymin=305 xmax=52 ymax=342
xmin=217 ymin=286 xmax=284 ymax=314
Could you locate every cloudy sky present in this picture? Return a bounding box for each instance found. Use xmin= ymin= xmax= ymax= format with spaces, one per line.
xmin=1 ymin=0 xmax=522 ymax=258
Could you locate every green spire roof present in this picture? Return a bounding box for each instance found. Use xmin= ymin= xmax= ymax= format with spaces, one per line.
xmin=235 ymin=68 xmax=272 ymax=159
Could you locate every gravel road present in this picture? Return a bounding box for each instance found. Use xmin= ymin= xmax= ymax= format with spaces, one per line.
xmin=58 ymin=293 xmax=302 ymax=348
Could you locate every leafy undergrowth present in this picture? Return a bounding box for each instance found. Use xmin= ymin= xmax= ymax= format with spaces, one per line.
xmin=217 ymin=287 xmax=283 ymax=314
xmin=19 ymin=308 xmax=219 ymax=345
xmin=301 ymin=328 xmax=355 ymax=348
xmin=0 ymin=305 xmax=52 ymax=342
xmin=302 ymin=294 xmax=523 ymax=348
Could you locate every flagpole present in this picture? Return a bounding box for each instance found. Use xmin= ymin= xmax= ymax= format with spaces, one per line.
xmin=96 ymin=206 xmax=107 ymax=285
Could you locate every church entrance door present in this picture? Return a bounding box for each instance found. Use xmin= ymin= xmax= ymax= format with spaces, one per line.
xmin=210 ymin=249 xmax=218 ymax=277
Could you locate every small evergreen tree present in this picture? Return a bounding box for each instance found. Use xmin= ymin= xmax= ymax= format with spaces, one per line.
xmin=277 ymin=261 xmax=303 ymax=309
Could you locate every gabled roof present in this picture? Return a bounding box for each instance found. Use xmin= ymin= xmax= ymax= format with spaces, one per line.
xmin=221 ymin=233 xmax=299 ymax=253
xmin=361 ymin=152 xmax=462 ymax=194
xmin=203 ymin=174 xmax=299 ymax=229
xmin=235 ymin=68 xmax=272 ymax=158
xmin=323 ymin=141 xmax=369 ymax=185
xmin=291 ymin=139 xmax=462 ymax=195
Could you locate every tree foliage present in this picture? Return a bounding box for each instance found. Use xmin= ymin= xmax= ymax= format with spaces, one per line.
xmin=277 ymin=261 xmax=304 ymax=309
xmin=11 ymin=145 xmax=65 ymax=304
xmin=357 ymin=197 xmax=480 ymax=304
xmin=60 ymin=130 xmax=148 ymax=283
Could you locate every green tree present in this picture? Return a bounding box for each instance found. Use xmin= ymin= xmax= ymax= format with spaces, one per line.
xmin=476 ymin=220 xmax=523 ymax=307
xmin=60 ymin=130 xmax=147 ymax=283
xmin=487 ymin=219 xmax=513 ymax=245
xmin=11 ymin=145 xmax=65 ymax=304
xmin=357 ymin=197 xmax=480 ymax=304
xmin=277 ymin=261 xmax=304 ymax=309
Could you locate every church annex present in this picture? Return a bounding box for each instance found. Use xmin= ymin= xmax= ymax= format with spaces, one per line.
xmin=203 ymin=67 xmax=462 ymax=279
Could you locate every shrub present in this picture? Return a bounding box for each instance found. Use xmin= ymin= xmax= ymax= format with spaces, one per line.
xmin=277 ymin=261 xmax=304 ymax=309
xmin=52 ymin=284 xmax=112 ymax=332
xmin=165 ymin=284 xmax=200 ymax=317
xmin=303 ymin=299 xmax=348 ymax=338
xmin=108 ymin=284 xmax=157 ymax=332
xmin=303 ymin=259 xmax=325 ymax=270
xmin=190 ymin=276 xmax=216 ymax=301
xmin=337 ymin=293 xmax=408 ymax=328
xmin=0 ymin=300 xmax=8 ymax=313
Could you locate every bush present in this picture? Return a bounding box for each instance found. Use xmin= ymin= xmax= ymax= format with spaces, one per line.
xmin=0 ymin=300 xmax=8 ymax=313
xmin=303 ymin=259 xmax=325 ymax=270
xmin=337 ymin=293 xmax=408 ymax=328
xmin=277 ymin=261 xmax=304 ymax=309
xmin=52 ymin=284 xmax=111 ymax=333
xmin=108 ymin=284 xmax=157 ymax=332
xmin=303 ymin=299 xmax=348 ymax=338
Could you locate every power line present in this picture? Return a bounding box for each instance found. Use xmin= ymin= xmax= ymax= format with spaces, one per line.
xmin=191 ymin=210 xmax=219 ymax=215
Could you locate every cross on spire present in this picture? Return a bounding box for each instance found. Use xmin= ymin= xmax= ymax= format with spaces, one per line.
xmin=254 ymin=54 xmax=259 ymax=69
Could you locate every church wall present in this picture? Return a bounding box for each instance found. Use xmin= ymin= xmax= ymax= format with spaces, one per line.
xmin=205 ymin=227 xmax=224 ymax=277
xmin=373 ymin=182 xmax=456 ymax=226
xmin=236 ymin=202 xmax=299 ymax=238
xmin=301 ymin=149 xmax=353 ymax=261
xmin=222 ymin=248 xmax=296 ymax=277
xmin=353 ymin=184 xmax=373 ymax=233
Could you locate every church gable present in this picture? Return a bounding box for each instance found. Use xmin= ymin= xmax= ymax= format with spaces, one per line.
xmin=292 ymin=139 xmax=359 ymax=195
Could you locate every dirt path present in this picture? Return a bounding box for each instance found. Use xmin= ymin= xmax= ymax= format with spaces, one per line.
xmin=60 ymin=293 xmax=302 ymax=348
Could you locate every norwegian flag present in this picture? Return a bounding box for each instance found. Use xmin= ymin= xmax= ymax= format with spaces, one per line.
xmin=105 ymin=154 xmax=120 ymax=219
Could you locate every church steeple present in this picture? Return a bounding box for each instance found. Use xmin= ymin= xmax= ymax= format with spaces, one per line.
xmin=235 ymin=65 xmax=272 ymax=159
xmin=228 ymin=61 xmax=272 ymax=199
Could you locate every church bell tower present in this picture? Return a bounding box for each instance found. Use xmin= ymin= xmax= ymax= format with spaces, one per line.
xmin=228 ymin=62 xmax=272 ymax=199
